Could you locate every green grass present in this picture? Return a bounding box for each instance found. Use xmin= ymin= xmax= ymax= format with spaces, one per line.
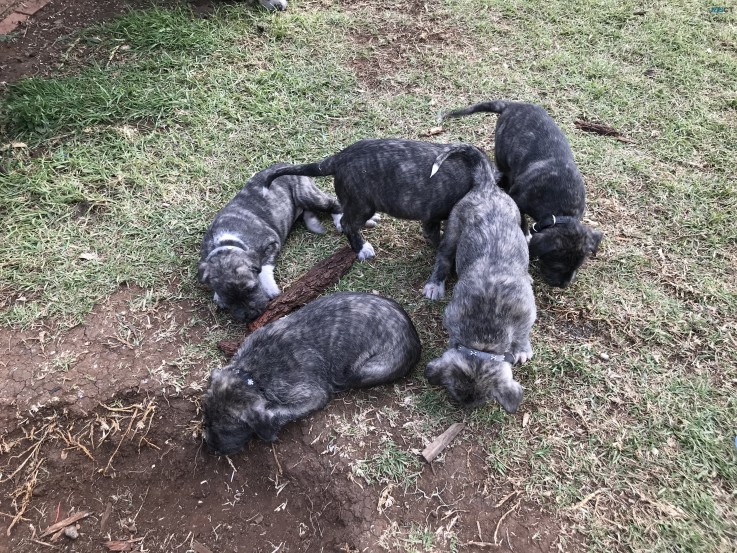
xmin=1 ymin=0 xmax=736 ymax=550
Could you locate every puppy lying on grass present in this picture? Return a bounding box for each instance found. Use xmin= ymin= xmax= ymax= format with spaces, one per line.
xmin=248 ymin=139 xmax=493 ymax=261
xmin=424 ymin=146 xmax=535 ymax=414
xmin=443 ymin=100 xmax=603 ymax=288
xmin=201 ymin=292 xmax=421 ymax=455
xmin=199 ymin=169 xmax=341 ymax=322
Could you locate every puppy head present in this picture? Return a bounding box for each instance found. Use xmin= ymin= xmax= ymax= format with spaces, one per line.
xmin=199 ymin=248 xmax=270 ymax=322
xmin=201 ymin=368 xmax=277 ymax=455
xmin=529 ymin=223 xmax=603 ymax=288
xmin=425 ymin=349 xmax=523 ymax=413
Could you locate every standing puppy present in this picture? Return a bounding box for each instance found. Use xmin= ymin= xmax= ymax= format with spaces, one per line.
xmin=424 ymin=147 xmax=535 ymax=414
xmin=201 ymin=292 xmax=422 ymax=455
xmin=199 ymin=170 xmax=341 ymax=322
xmin=248 ymin=139 xmax=493 ymax=261
xmin=443 ymin=101 xmax=603 ymax=288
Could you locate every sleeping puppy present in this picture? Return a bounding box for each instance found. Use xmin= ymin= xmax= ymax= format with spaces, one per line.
xmin=423 ymin=146 xmax=535 ymax=414
xmin=442 ymin=100 xmax=603 ymax=288
xmin=201 ymin=292 xmax=422 ymax=455
xmin=247 ymin=139 xmax=494 ymax=260
xmin=199 ymin=169 xmax=341 ymax=322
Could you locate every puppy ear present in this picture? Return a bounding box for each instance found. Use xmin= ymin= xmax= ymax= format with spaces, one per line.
xmin=240 ymin=401 xmax=280 ymax=442
xmin=198 ymin=262 xmax=210 ymax=284
xmin=425 ymin=349 xmax=465 ymax=385
xmin=491 ymin=378 xmax=524 ymax=414
xmin=528 ymin=233 xmax=548 ymax=260
xmin=586 ymin=229 xmax=603 ymax=257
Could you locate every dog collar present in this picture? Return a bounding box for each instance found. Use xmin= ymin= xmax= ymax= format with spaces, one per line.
xmin=205 ymin=237 xmax=249 ymax=262
xmin=530 ymin=215 xmax=579 ymax=234
xmin=456 ymin=344 xmax=515 ymax=364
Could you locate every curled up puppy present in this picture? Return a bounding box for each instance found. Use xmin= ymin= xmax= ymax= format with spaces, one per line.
xmin=199 ymin=168 xmax=342 ymax=322
xmin=248 ymin=139 xmax=494 ymax=261
xmin=201 ymin=292 xmax=422 ymax=455
xmin=423 ymin=146 xmax=536 ymax=414
xmin=442 ymin=100 xmax=603 ymax=288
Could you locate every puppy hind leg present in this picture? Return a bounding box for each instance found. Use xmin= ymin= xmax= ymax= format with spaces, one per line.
xmin=302 ymin=211 xmax=326 ymax=234
xmin=350 ymin=355 xmax=410 ymax=388
xmin=341 ymin=207 xmax=375 ymax=260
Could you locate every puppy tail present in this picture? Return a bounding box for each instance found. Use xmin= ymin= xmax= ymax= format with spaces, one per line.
xmin=249 ymin=157 xmax=337 ymax=188
xmin=441 ymin=100 xmax=508 ymax=121
xmin=430 ymin=144 xmax=497 ymax=185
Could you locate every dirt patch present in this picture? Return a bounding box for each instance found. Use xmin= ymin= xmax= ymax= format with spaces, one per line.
xmin=0 ymin=0 xmax=230 ymax=83
xmin=1 ymin=392 xmax=574 ymax=552
xmin=0 ymin=285 xmax=217 ymax=431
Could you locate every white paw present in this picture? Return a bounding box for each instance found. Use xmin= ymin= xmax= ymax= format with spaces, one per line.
xmin=303 ymin=211 xmax=326 ymax=234
xmin=357 ymin=242 xmax=375 ymax=261
xmin=525 ymin=231 xmax=532 ymax=244
xmin=423 ymin=281 xmax=445 ymax=300
xmin=514 ymin=348 xmax=533 ymax=364
xmin=364 ymin=214 xmax=381 ymax=228
xmin=258 ymin=265 xmax=281 ymax=298
xmin=213 ymin=292 xmax=226 ymax=309
xmin=332 ymin=213 xmax=343 ymax=233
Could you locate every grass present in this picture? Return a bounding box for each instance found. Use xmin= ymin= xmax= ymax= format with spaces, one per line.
xmin=1 ymin=0 xmax=736 ymax=551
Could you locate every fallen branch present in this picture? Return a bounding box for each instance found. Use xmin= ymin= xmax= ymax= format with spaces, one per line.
xmin=218 ymin=246 xmax=356 ymax=357
xmin=421 ymin=423 xmax=465 ymax=463
xmin=574 ymin=119 xmax=636 ymax=144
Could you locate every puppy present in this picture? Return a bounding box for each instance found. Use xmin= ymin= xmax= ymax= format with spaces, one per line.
xmin=423 ymin=146 xmax=535 ymax=414
xmin=443 ymin=100 xmax=603 ymax=287
xmin=199 ymin=170 xmax=341 ymax=322
xmin=247 ymin=139 xmax=494 ymax=260
xmin=256 ymin=0 xmax=287 ymax=11
xmin=201 ymin=292 xmax=421 ymax=455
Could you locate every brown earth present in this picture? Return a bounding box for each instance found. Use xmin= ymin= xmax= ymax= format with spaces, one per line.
xmin=1 ymin=2 xmax=580 ymax=551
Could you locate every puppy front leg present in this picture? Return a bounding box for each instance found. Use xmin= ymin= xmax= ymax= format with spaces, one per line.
xmin=259 ymin=242 xmax=281 ymax=298
xmin=423 ymin=215 xmax=461 ymax=299
xmin=421 ymin=220 xmax=442 ymax=248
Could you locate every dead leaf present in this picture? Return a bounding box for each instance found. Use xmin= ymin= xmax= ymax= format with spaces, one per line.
xmin=522 ymin=412 xmax=530 ymax=428
xmin=422 ymin=126 xmax=444 ymax=137
xmin=79 ymin=252 xmax=99 ymax=261
xmin=12 ymin=142 xmax=28 ymax=148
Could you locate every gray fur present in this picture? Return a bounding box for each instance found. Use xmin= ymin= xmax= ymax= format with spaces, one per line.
xmin=199 ymin=170 xmax=341 ymax=322
xmin=201 ymin=292 xmax=421 ymax=455
xmin=256 ymin=0 xmax=287 ymax=11
xmin=443 ymin=100 xmax=603 ymax=287
xmin=248 ymin=139 xmax=495 ymax=259
xmin=423 ymin=149 xmax=535 ymax=414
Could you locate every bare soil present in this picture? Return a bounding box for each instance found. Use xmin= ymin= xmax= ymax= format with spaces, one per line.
xmin=1 ymin=2 xmax=580 ymax=551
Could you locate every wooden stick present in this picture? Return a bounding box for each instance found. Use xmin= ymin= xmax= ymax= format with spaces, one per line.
xmin=218 ymin=246 xmax=356 ymax=357
xmin=574 ymin=119 xmax=636 ymax=144
xmin=421 ymin=423 xmax=465 ymax=463
xmin=40 ymin=511 xmax=90 ymax=538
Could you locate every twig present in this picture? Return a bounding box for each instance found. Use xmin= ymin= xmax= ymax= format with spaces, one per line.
xmin=421 ymin=423 xmax=465 ymax=463
xmin=493 ymin=499 xmax=521 ymax=545
xmin=568 ymin=488 xmax=608 ymax=511
xmin=103 ymin=407 xmax=139 ymax=475
xmin=574 ymin=119 xmax=636 ymax=144
xmin=271 ymin=443 xmax=283 ymax=475
xmin=40 ymin=511 xmax=90 ymax=538
xmin=30 ymin=538 xmax=61 ymax=550
xmin=494 ymin=490 xmax=520 ymax=508
xmin=106 ymin=45 xmax=121 ymax=68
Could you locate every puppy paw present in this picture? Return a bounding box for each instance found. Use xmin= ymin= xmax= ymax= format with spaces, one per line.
xmin=357 ymin=242 xmax=375 ymax=261
xmin=213 ymin=292 xmax=226 ymax=309
xmin=423 ymin=281 xmax=445 ymax=300
xmin=514 ymin=347 xmax=533 ymax=364
xmin=332 ymin=213 xmax=343 ymax=233
xmin=303 ymin=211 xmax=326 ymax=234
xmin=259 ymin=265 xmax=281 ymax=298
xmin=364 ymin=214 xmax=382 ymax=228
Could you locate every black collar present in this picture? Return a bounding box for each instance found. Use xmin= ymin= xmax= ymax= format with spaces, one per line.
xmin=530 ymin=215 xmax=580 ymax=234
xmin=456 ymin=344 xmax=516 ymax=364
